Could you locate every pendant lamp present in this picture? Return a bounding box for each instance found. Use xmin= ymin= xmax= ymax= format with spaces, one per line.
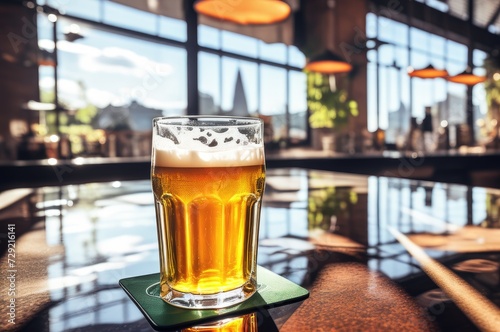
xmin=408 ymin=64 xmax=448 ymax=79
xmin=194 ymin=0 xmax=291 ymax=25
xmin=406 ymin=3 xmax=449 ymax=80
xmin=304 ymin=49 xmax=352 ymax=74
xmin=446 ymin=69 xmax=486 ymax=86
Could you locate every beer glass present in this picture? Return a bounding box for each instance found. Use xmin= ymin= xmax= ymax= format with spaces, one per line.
xmin=151 ymin=116 xmax=266 ymax=309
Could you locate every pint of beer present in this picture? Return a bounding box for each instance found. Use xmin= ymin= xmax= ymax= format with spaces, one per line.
xmin=151 ymin=116 xmax=266 ymax=309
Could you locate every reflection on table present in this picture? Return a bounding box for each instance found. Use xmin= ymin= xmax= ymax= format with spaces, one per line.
xmin=0 ymin=168 xmax=499 ymax=331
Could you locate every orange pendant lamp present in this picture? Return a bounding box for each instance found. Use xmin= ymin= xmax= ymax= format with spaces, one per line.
xmin=194 ymin=0 xmax=291 ymax=25
xmin=304 ymin=49 xmax=352 ymax=74
xmin=446 ymin=69 xmax=487 ymax=86
xmin=408 ymin=64 xmax=448 ymax=79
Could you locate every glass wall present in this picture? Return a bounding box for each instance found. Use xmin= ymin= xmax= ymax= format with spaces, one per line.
xmin=366 ymin=13 xmax=488 ymax=147
xmin=198 ymin=26 xmax=307 ymax=147
xmin=36 ymin=1 xmax=307 ymax=159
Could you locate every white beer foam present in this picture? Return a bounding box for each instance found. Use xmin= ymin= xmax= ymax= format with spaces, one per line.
xmin=153 ymin=126 xmax=264 ymax=168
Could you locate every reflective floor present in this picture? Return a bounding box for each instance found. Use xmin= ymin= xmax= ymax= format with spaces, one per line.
xmin=1 ymin=168 xmax=499 ymax=331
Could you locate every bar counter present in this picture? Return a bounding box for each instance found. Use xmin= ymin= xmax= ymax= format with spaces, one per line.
xmin=1 ymin=168 xmax=500 ymax=331
xmin=2 ymin=148 xmax=500 ymax=191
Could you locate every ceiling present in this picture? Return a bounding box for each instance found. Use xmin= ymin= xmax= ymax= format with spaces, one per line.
xmin=437 ymin=0 xmax=500 ymax=33
xmin=109 ymin=0 xmax=500 ymax=45
xmin=110 ymin=0 xmax=299 ymax=45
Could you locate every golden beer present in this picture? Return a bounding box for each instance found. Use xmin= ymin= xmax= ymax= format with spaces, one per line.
xmin=182 ymin=313 xmax=257 ymax=332
xmin=151 ymin=116 xmax=265 ymax=309
xmin=153 ymin=164 xmax=265 ymax=294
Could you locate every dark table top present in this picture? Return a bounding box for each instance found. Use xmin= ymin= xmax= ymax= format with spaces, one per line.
xmin=1 ymin=168 xmax=500 ymax=331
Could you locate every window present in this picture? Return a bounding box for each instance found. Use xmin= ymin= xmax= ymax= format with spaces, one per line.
xmin=37 ymin=1 xmax=308 ymax=159
xmin=46 ymin=0 xmax=101 ymax=21
xmin=289 ymin=71 xmax=307 ymax=143
xmin=37 ymin=13 xmax=186 ymax=157
xmin=367 ymin=13 xmax=488 ymax=145
xmin=198 ymin=25 xmax=307 ymax=146
xmin=260 ymin=64 xmax=287 ymax=142
xmin=103 ymin=1 xmax=157 ymax=35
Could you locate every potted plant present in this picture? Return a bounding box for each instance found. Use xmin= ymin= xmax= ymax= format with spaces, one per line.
xmin=482 ymin=54 xmax=500 ymax=148
xmin=307 ymin=72 xmax=359 ymax=151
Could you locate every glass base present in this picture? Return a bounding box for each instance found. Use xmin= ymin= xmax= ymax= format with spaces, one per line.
xmin=162 ymin=279 xmax=257 ymax=309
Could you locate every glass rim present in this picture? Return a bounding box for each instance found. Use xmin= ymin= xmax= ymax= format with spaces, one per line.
xmin=153 ymin=115 xmax=263 ymax=127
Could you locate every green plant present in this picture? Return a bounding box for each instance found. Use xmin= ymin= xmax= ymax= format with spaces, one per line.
xmin=479 ymin=55 xmax=500 ymax=142
xmin=481 ymin=193 xmax=500 ymax=229
xmin=308 ymin=186 xmax=358 ymax=231
xmin=483 ymin=56 xmax=500 ymax=108
xmin=40 ymin=84 xmax=102 ymax=155
xmin=307 ymin=72 xmax=358 ymax=130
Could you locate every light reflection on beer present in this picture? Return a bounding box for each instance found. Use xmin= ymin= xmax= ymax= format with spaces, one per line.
xmin=182 ymin=312 xmax=257 ymax=332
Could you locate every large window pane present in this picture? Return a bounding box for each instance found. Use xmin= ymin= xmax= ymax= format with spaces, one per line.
xmin=368 ymin=14 xmax=475 ymax=141
xmin=260 ymin=65 xmax=286 ymax=115
xmin=367 ymin=49 xmax=377 ymax=63
xmin=289 ymin=45 xmax=306 ymax=67
xmin=260 ymin=65 xmax=287 ymax=142
xmin=220 ymin=57 xmax=258 ymax=115
xmin=394 ymin=47 xmax=408 ymax=69
xmin=199 ymin=52 xmax=220 ymax=115
xmin=399 ymin=69 xmax=411 ymax=132
xmin=446 ymin=83 xmax=467 ymax=125
xmin=410 ymin=28 xmax=428 ymax=52
xmin=221 ymin=31 xmax=258 ymax=58
xmin=199 ymin=53 xmax=258 ymax=116
xmin=159 ymin=16 xmax=186 ymax=42
xmin=366 ymin=13 xmax=377 ymax=39
xmin=426 ymin=0 xmax=449 ymax=12
xmin=220 ymin=57 xmax=238 ymax=112
xmin=238 ymin=61 xmax=259 ymax=113
xmin=38 ymin=0 xmax=309 ymax=155
xmin=39 ymin=17 xmax=186 ymax=157
xmin=289 ymin=71 xmax=307 ymax=142
xmin=447 ymin=40 xmax=468 ymax=64
xmin=367 ymin=62 xmax=378 ymax=132
xmin=411 ymin=78 xmax=434 ymax=118
xmin=50 ymin=0 xmax=101 ymax=21
xmin=411 ymin=51 xmax=430 ymax=71
xmin=446 ymin=61 xmax=465 ymax=76
xmin=429 ymin=34 xmax=445 ymax=57
xmin=381 ymin=66 xmax=411 ymax=142
xmin=103 ymin=1 xmax=157 ymax=35
xmin=259 ymin=41 xmax=287 ymax=64
xmin=199 ymin=25 xmax=220 ymax=49
xmin=378 ymin=18 xmax=407 ymax=46
xmin=378 ymin=44 xmax=395 ymax=66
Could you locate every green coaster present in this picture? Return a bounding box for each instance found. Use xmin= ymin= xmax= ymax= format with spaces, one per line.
xmin=119 ymin=265 xmax=309 ymax=330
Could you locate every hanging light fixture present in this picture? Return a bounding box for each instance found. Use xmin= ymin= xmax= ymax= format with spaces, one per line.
xmin=302 ymin=0 xmax=351 ymax=75
xmin=408 ymin=64 xmax=449 ymax=79
xmin=446 ymin=69 xmax=487 ymax=86
xmin=304 ymin=49 xmax=352 ymax=74
xmin=443 ymin=0 xmax=486 ymax=87
xmin=193 ymin=0 xmax=291 ymax=25
xmin=407 ymin=5 xmax=448 ymax=80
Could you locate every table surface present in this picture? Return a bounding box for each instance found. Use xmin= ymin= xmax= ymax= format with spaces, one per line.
xmin=2 ymin=148 xmax=500 ymax=190
xmin=1 ymin=168 xmax=500 ymax=331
